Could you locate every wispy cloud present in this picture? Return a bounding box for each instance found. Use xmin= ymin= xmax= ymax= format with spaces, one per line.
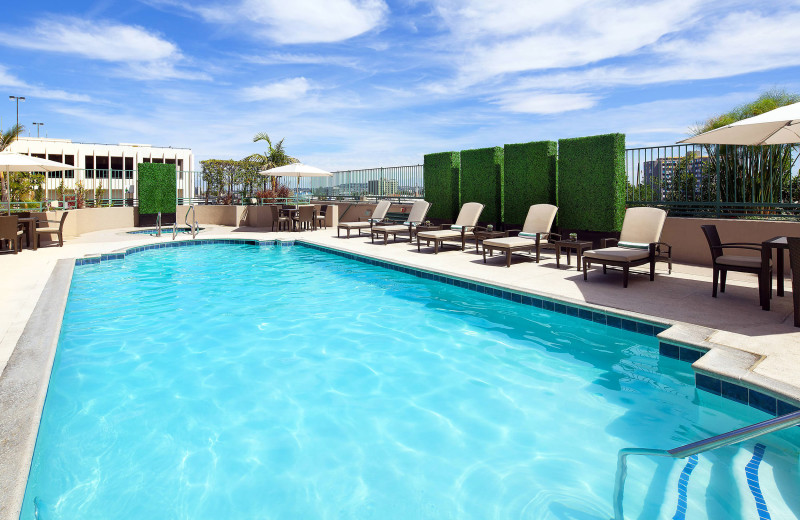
xmin=240 ymin=77 xmax=312 ymax=101
xmin=0 ymin=64 xmax=91 ymax=102
xmin=492 ymin=92 xmax=599 ymax=114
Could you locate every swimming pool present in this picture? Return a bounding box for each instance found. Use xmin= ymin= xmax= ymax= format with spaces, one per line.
xmin=21 ymin=243 xmax=800 ymax=519
xmin=126 ymin=227 xmax=203 ymax=236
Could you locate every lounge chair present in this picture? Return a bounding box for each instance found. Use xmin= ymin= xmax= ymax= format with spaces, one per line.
xmin=700 ymin=224 xmax=770 ymax=302
xmin=34 ymin=211 xmax=69 ymax=249
xmin=582 ymin=207 xmax=670 ymax=288
xmin=416 ymin=202 xmax=484 ymax=254
xmin=0 ymin=215 xmax=24 ymax=253
xmin=370 ymin=200 xmax=431 ymax=245
xmin=788 ymin=237 xmax=800 ymax=327
xmin=337 ymin=200 xmax=391 ymax=238
xmin=481 ymin=204 xmax=559 ymax=267
xmin=270 ymin=205 xmax=290 ymax=231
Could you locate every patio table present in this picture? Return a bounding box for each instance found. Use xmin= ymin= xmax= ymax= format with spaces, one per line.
xmin=761 ymin=236 xmax=790 ymax=310
xmin=18 ymin=217 xmax=39 ymax=249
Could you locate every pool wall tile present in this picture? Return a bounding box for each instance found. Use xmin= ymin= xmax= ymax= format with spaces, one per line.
xmin=696 ymin=374 xmax=721 ymax=395
xmin=749 ymin=390 xmax=777 ymax=415
xmin=720 ymin=381 xmax=749 ymax=405
xmin=660 ymin=342 xmax=680 ymax=360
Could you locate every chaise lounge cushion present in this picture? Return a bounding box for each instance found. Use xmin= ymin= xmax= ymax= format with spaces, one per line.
xmin=417 ymin=229 xmax=462 ymax=240
xmin=482 ymin=236 xmax=540 ymax=249
xmin=583 ymin=247 xmax=649 ymax=262
xmin=338 ymin=220 xmax=378 ymax=229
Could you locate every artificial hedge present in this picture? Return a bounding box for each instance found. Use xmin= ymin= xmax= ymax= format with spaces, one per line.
xmin=423 ymin=151 xmax=460 ymax=221
xmin=557 ymin=133 xmax=626 ymax=231
xmin=503 ymin=140 xmax=557 ymax=226
xmin=138 ymin=162 xmax=177 ymax=215
xmin=460 ymin=146 xmax=503 ymax=224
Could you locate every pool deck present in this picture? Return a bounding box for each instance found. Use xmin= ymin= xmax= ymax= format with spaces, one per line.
xmin=2 ymin=225 xmax=798 ymax=394
xmin=1 ymin=224 xmax=799 ymax=518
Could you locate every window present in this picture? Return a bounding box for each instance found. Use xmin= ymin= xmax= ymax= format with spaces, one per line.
xmin=125 ymin=157 xmax=133 ymax=179
xmin=85 ymin=156 xmax=94 ymax=178
xmin=111 ymin=157 xmax=123 ymax=179
xmin=95 ymin=156 xmax=109 ymax=179
xmin=47 ymin=154 xmax=63 ymax=178
xmin=152 ymin=158 xmax=164 ymax=164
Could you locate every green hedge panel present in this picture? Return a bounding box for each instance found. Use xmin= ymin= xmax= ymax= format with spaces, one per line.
xmin=423 ymin=151 xmax=460 ymax=221
xmin=460 ymin=146 xmax=503 ymax=224
xmin=557 ymin=133 xmax=626 ymax=232
xmin=503 ymin=140 xmax=557 ymax=226
xmin=138 ymin=163 xmax=177 ymax=215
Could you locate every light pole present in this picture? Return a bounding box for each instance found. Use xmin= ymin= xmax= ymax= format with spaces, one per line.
xmin=32 ymin=122 xmax=44 ymax=137
xmin=9 ymin=95 xmax=25 ymax=128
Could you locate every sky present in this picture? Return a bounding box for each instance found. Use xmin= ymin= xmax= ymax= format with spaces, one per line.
xmin=1 ymin=0 xmax=799 ymax=171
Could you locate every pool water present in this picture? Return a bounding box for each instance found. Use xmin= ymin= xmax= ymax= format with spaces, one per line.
xmin=126 ymin=227 xmax=202 ymax=236
xmin=21 ymin=244 xmax=800 ymax=519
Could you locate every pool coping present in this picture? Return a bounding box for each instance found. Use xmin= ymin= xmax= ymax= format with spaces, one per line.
xmin=2 ymin=237 xmax=799 ymax=519
xmin=0 ymin=259 xmax=73 ymax=520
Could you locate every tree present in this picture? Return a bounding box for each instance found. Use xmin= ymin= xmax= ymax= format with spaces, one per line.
xmin=0 ymin=123 xmax=25 ymax=203
xmin=244 ymin=133 xmax=298 ymax=191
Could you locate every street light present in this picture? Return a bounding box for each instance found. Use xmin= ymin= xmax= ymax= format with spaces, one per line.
xmin=9 ymin=95 xmax=25 ymax=128
xmin=32 ymin=122 xmax=44 ymax=137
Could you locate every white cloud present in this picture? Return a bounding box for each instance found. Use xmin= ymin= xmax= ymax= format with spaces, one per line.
xmin=167 ymin=0 xmax=388 ymax=44
xmin=0 ymin=64 xmax=92 ymax=102
xmin=240 ymin=77 xmax=312 ymax=101
xmin=0 ymin=18 xmax=178 ymax=62
xmin=493 ymin=92 xmax=599 ymax=114
xmin=241 ymin=53 xmax=359 ymax=69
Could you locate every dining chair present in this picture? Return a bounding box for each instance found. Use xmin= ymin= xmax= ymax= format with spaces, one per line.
xmin=293 ymin=205 xmax=315 ymax=231
xmin=700 ymin=224 xmax=769 ymax=300
xmin=315 ymin=205 xmax=328 ymax=229
xmin=269 ymin=205 xmax=290 ymax=231
xmin=35 ymin=211 xmax=69 ymax=249
xmin=0 ymin=215 xmax=24 ymax=253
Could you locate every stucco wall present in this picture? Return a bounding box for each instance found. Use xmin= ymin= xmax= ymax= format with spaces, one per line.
xmin=662 ymin=217 xmax=800 ymax=273
xmin=31 ymin=207 xmax=136 ymax=240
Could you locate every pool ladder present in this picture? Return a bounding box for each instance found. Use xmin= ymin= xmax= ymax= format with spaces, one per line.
xmin=156 ymin=212 xmax=162 ymax=237
xmin=184 ymin=204 xmax=198 ymax=239
xmin=613 ymin=409 xmax=800 ymax=519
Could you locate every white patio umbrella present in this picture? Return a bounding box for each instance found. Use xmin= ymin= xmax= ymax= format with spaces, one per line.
xmin=0 ymin=152 xmax=77 ymax=211
xmin=678 ymin=101 xmax=800 ymax=145
xmin=258 ymin=163 xmax=333 ymax=202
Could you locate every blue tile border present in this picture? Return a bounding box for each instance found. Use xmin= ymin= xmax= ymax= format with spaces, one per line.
xmin=74 ymin=238 xmax=278 ymax=265
xmin=695 ymin=373 xmax=799 ymax=419
xmin=659 ymin=342 xmax=705 ymax=363
xmin=745 ymin=444 xmax=772 ymax=520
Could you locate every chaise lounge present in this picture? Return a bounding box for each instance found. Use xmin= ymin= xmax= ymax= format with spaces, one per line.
xmin=582 ymin=207 xmax=670 ymax=288
xmin=337 ymin=200 xmax=391 ymax=238
xmin=416 ymin=202 xmax=484 ymax=254
xmin=481 ymin=204 xmax=559 ymax=267
xmin=371 ymin=200 xmax=431 ymax=245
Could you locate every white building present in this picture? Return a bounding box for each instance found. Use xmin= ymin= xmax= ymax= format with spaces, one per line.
xmin=8 ymin=137 xmax=194 ymax=202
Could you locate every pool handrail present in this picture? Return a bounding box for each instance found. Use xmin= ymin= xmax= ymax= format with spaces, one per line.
xmin=184 ymin=204 xmax=197 ymax=239
xmin=156 ymin=212 xmax=161 ymax=237
xmin=613 ymin=409 xmax=800 ymax=519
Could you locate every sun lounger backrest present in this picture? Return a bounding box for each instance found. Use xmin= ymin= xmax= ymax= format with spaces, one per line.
xmin=405 ymin=200 xmax=431 ymax=224
xmin=454 ymin=202 xmax=484 ymax=228
xmin=521 ymin=204 xmax=558 ymax=234
xmin=618 ymin=207 xmax=666 ymax=247
xmin=370 ymin=200 xmax=392 ymax=222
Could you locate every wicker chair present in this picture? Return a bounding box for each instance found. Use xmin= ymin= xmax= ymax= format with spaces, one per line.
xmin=34 ymin=211 xmax=69 ymax=249
xmin=787 ymin=237 xmax=800 ymax=327
xmin=270 ymin=205 xmax=290 ymax=231
xmin=315 ymin=204 xmax=328 ymax=229
xmin=293 ymin=205 xmax=316 ymax=231
xmin=700 ymin=224 xmax=769 ymax=300
xmin=0 ymin=215 xmax=24 ymax=253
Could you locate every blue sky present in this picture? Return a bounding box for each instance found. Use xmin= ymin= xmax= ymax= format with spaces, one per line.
xmin=2 ymin=0 xmax=800 ymax=171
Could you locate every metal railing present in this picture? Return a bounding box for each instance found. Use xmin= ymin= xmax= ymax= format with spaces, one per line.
xmin=155 ymin=212 xmax=162 ymax=237
xmin=625 ymin=144 xmax=800 ymax=218
xmin=613 ymin=409 xmax=800 ymax=520
xmin=184 ymin=205 xmax=197 ymax=239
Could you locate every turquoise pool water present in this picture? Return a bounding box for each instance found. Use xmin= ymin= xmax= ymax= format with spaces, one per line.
xmin=21 ymin=243 xmax=800 ymax=519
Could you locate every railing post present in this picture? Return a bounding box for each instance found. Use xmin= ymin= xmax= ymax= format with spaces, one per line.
xmin=715 ymin=146 xmax=721 ymax=218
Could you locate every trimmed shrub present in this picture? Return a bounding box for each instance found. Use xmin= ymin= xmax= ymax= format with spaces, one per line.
xmin=423 ymin=151 xmax=460 ymax=221
xmin=138 ymin=163 xmax=177 ymax=215
xmin=557 ymin=133 xmax=626 ymax=232
xmin=503 ymin=140 xmax=557 ymax=226
xmin=460 ymin=146 xmax=503 ymax=224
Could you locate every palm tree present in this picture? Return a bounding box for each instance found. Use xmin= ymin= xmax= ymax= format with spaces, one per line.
xmin=244 ymin=133 xmax=298 ymax=191
xmin=0 ymin=124 xmax=25 ymax=203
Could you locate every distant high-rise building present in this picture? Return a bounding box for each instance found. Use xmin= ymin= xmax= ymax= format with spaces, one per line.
xmin=643 ymin=155 xmax=710 ymax=197
xmin=367 ymin=177 xmax=399 ymax=196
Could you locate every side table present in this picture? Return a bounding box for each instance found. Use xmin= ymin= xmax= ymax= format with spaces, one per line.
xmin=555 ymin=240 xmax=593 ymax=269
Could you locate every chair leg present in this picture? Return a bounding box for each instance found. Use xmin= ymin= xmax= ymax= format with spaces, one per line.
xmin=59 ymin=233 xmax=63 ymax=247
xmin=649 ymin=257 xmax=655 ymax=281
xmin=583 ymin=257 xmax=588 ymax=280
xmin=793 ymin=285 xmax=800 ymax=327
xmin=623 ymin=265 xmax=629 ymax=288
xmin=712 ymin=266 xmax=719 ymax=297
xmin=720 ymin=270 xmax=727 ymax=293
xmin=483 ymin=247 xmax=487 ymax=264
xmin=602 ymin=265 xmax=607 ymax=274
xmin=506 ymin=250 xmax=511 ymax=267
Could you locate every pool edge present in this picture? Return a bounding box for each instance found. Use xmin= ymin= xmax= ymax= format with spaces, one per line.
xmin=0 ymin=259 xmax=73 ymax=520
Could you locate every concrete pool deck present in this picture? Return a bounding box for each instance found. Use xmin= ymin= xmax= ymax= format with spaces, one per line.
xmin=1 ymin=224 xmax=799 ymax=518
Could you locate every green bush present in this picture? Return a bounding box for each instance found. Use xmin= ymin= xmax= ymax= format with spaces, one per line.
xmin=423 ymin=151 xmax=461 ymax=221
xmin=460 ymin=146 xmax=503 ymax=224
xmin=557 ymin=133 xmax=626 ymax=232
xmin=503 ymin=140 xmax=557 ymax=226
xmin=138 ymin=163 xmax=177 ymax=215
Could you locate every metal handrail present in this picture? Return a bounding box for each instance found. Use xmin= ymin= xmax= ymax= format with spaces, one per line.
xmin=184 ymin=204 xmax=197 ymax=239
xmin=613 ymin=409 xmax=800 ymax=519
xmin=172 ymin=222 xmax=177 ymax=240
xmin=156 ymin=212 xmax=161 ymax=237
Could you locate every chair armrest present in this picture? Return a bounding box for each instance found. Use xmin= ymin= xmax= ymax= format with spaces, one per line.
xmin=548 ymin=232 xmax=562 ymax=241
xmin=601 ymin=237 xmax=619 ymax=248
xmin=654 ymin=241 xmax=672 ymax=255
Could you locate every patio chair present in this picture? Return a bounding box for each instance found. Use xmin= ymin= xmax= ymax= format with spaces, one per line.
xmin=337 ymin=200 xmax=391 ymax=238
xmin=315 ymin=205 xmax=328 ymax=229
xmin=700 ymin=224 xmax=770 ymax=301
xmin=416 ymin=202 xmax=484 ymax=254
xmin=269 ymin=205 xmax=290 ymax=231
xmin=370 ymin=200 xmax=431 ymax=245
xmin=788 ymin=237 xmax=800 ymax=327
xmin=34 ymin=211 xmax=69 ymax=249
xmin=582 ymin=207 xmax=669 ymax=288
xmin=293 ymin=205 xmax=316 ymax=231
xmin=482 ymin=204 xmax=559 ymax=267
xmin=0 ymin=215 xmax=23 ymax=254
